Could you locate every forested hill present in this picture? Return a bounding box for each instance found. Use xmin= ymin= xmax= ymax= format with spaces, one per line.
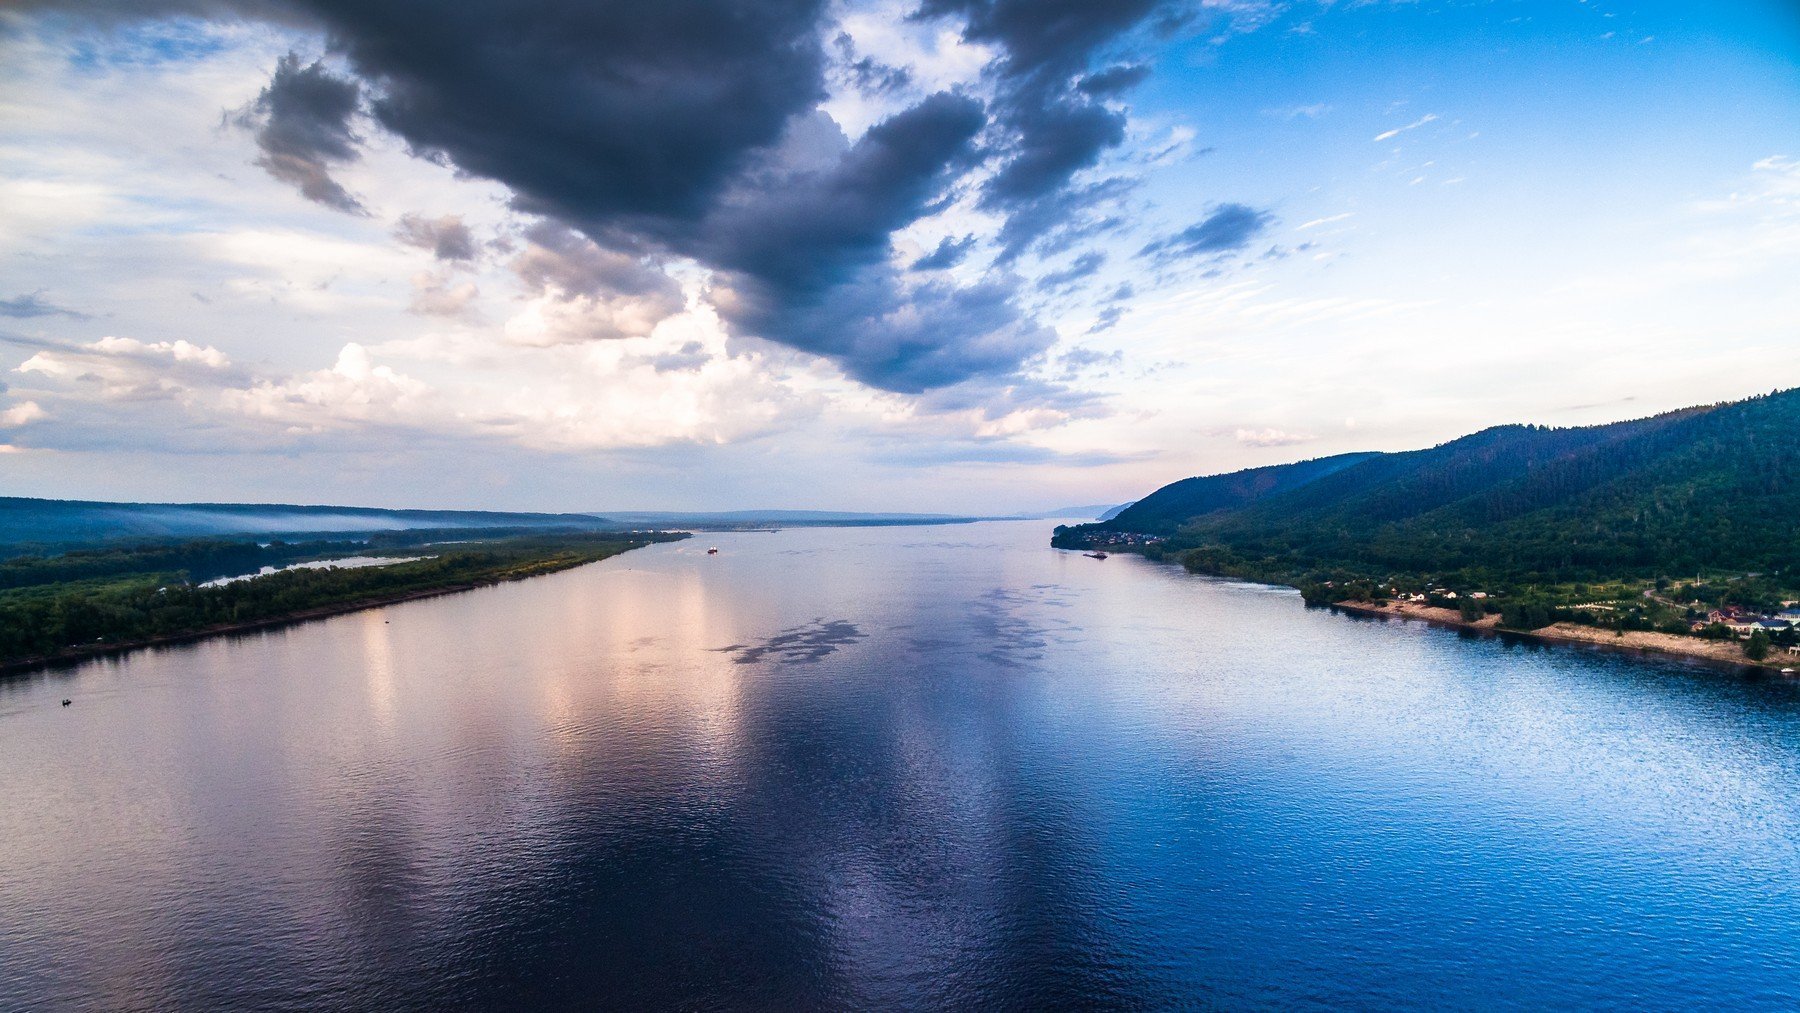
xmin=1101 ymin=452 xmax=1381 ymax=535
xmin=1060 ymin=388 xmax=1800 ymax=583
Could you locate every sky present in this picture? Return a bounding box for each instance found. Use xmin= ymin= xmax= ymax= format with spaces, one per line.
xmin=0 ymin=0 xmax=1796 ymax=514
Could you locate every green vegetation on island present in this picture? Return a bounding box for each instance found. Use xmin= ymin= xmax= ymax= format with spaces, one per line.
xmin=0 ymin=530 xmax=684 ymax=670
xmin=1056 ymin=388 xmax=1800 ymax=663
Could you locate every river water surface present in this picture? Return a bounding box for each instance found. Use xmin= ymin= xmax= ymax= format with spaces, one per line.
xmin=4 ymin=521 xmax=1800 ymax=1009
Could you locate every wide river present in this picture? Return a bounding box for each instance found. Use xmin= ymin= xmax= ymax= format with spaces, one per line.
xmin=4 ymin=520 xmax=1800 ymax=1009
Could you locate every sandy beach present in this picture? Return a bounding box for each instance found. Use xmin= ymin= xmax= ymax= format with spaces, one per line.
xmin=1333 ymin=599 xmax=1799 ymax=674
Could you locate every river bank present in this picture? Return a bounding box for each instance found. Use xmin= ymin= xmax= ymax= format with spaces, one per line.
xmin=1102 ymin=543 xmax=1796 ymax=677
xmin=0 ymin=537 xmax=668 ymax=676
xmin=1332 ymin=599 xmax=1796 ymax=674
xmin=3 ymin=582 xmax=502 ymax=676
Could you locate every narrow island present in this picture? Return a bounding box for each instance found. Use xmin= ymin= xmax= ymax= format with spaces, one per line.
xmin=0 ymin=528 xmax=685 ymax=673
xmin=1056 ymin=387 xmax=1800 ymax=674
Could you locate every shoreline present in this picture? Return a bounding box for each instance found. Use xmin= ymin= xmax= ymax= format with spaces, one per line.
xmin=4 ymin=582 xmax=499 ymax=676
xmin=1331 ymin=599 xmax=1796 ymax=675
xmin=1 ymin=549 xmax=642 ymax=678
xmin=1104 ymin=547 xmax=1799 ymax=678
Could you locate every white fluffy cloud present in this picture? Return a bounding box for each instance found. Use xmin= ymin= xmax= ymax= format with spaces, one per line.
xmin=1 ymin=400 xmax=47 ymax=426
xmin=224 ymin=342 xmax=435 ymax=432
xmin=19 ymin=336 xmax=240 ymax=401
xmin=7 ymin=307 xmax=835 ymax=456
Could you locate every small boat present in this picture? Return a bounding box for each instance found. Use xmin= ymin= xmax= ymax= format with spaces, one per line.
xmin=1084 ymin=551 xmax=1108 ymax=560
xmin=61 ymin=699 xmax=71 ymax=707
xmin=706 ymin=547 xmax=719 ymax=555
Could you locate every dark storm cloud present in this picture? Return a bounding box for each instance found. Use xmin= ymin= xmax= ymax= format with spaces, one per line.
xmin=984 ymin=110 xmax=1128 ymax=260
xmin=702 ymin=93 xmax=1056 ymax=391
xmin=313 ymin=0 xmax=830 ymax=228
xmin=1077 ymin=63 xmax=1151 ymax=96
xmin=918 ymin=0 xmax=1178 ymax=258
xmin=0 ymin=0 xmax=297 ymax=22
xmin=911 ymin=234 xmax=977 ymax=271
xmin=25 ymin=0 xmax=1192 ymax=396
xmin=0 ymin=291 xmax=89 ymax=319
xmin=393 ymin=213 xmax=475 ymax=261
xmin=984 ymin=101 xmax=1126 ymax=207
xmin=992 ymin=178 xmax=1131 ymax=261
xmin=292 ymin=0 xmax=1051 ymax=390
xmin=1139 ymin=203 xmax=1274 ymax=260
xmin=844 ymin=55 xmax=912 ymax=95
xmin=833 ymin=32 xmax=912 ymax=95
xmin=233 ymin=51 xmax=366 ymax=214
xmin=703 ymin=93 xmax=985 ymax=297
xmin=736 ymin=273 xmax=1055 ymax=393
xmin=917 ymin=0 xmax=1168 ymax=77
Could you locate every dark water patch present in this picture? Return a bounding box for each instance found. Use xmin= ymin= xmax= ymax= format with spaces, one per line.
xmin=717 ymin=618 xmax=867 ymax=664
xmin=966 ymin=586 xmax=1083 ymax=668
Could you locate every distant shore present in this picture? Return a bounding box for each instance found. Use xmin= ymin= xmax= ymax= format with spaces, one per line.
xmin=1332 ymin=599 xmax=1796 ymax=675
xmin=3 ymin=581 xmax=530 ymax=676
xmin=0 ymin=547 xmax=646 ymax=677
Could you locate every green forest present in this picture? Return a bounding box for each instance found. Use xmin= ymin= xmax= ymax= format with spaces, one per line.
xmin=0 ymin=530 xmax=683 ymax=668
xmin=1057 ymin=388 xmax=1800 ymax=636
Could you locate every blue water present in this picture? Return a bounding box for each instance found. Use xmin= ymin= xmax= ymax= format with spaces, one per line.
xmin=3 ymin=521 xmax=1799 ymax=1009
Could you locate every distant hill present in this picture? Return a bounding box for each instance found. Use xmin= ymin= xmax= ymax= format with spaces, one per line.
xmin=1059 ymin=388 xmax=1800 ymax=583
xmin=0 ymin=499 xmax=984 ymax=549
xmin=1102 ymin=454 xmax=1379 ymax=535
xmin=0 ymin=498 xmax=612 ymax=548
xmin=591 ymin=509 xmax=974 ymax=527
xmin=1037 ymin=504 xmax=1131 ymax=520
xmin=1097 ymin=502 xmax=1134 ymax=522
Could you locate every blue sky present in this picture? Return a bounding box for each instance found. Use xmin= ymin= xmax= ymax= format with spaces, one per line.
xmin=1 ymin=0 xmax=1796 ymax=513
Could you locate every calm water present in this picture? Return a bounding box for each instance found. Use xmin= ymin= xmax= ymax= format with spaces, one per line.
xmin=5 ymin=521 xmax=1800 ymax=1010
